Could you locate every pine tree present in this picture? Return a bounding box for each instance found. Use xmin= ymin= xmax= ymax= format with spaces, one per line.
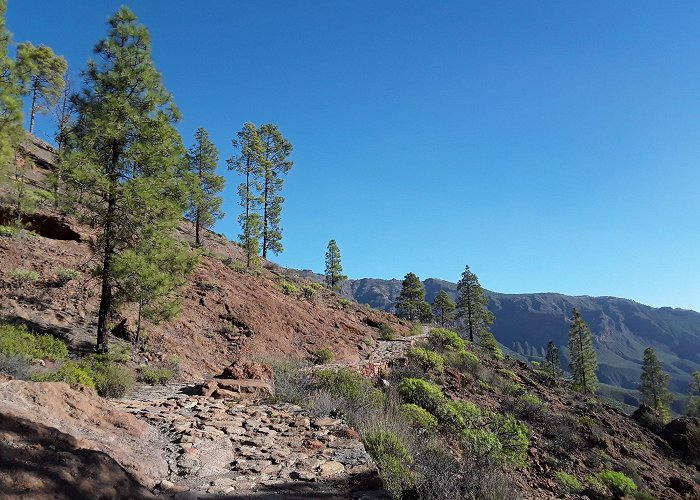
xmin=639 ymin=347 xmax=671 ymax=418
xmin=15 ymin=42 xmax=67 ymax=134
xmin=48 ymin=71 xmax=72 ymax=209
xmin=228 ymin=123 xmax=263 ymax=269
xmin=113 ymin=226 xmax=196 ymax=345
xmin=64 ymin=7 xmax=186 ymax=352
xmin=325 ymin=239 xmax=347 ymax=290
xmin=455 ymin=265 xmax=494 ymax=342
xmin=395 ymin=272 xmax=432 ymax=322
xmin=543 ymin=340 xmax=562 ymax=385
xmin=687 ymin=371 xmax=700 ymax=417
xmin=185 ymin=127 xmax=224 ymax=246
xmin=567 ymin=308 xmax=598 ymax=395
xmin=432 ymin=290 xmax=455 ymax=327
xmin=258 ymin=123 xmax=292 ymax=258
xmin=0 ymin=0 xmax=22 ymax=171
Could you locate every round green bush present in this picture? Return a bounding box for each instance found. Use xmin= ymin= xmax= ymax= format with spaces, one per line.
xmin=407 ymin=347 xmax=444 ymax=373
xmin=400 ymin=403 xmax=438 ymax=432
xmin=596 ymin=470 xmax=637 ymax=497
xmin=430 ymin=328 xmax=466 ymax=352
xmin=398 ymin=377 xmax=447 ymax=412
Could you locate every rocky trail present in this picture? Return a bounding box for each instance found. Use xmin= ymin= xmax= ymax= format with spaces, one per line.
xmin=110 ymin=335 xmax=432 ymax=499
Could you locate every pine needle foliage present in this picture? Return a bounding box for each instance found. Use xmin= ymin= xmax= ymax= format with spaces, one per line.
xmin=567 ymin=308 xmax=598 ymax=395
xmin=0 ymin=0 xmax=23 ymax=172
xmin=395 ymin=272 xmax=432 ymax=322
xmin=639 ymin=347 xmax=671 ymax=420
xmin=185 ymin=127 xmax=224 ymax=246
xmin=63 ymin=7 xmax=187 ymax=352
xmin=258 ymin=123 xmax=293 ymax=258
xmin=455 ymin=265 xmax=494 ymax=343
xmin=15 ymin=42 xmax=67 ymax=133
xmin=325 ymin=239 xmax=347 ymax=291
xmin=543 ymin=340 xmax=563 ymax=385
xmin=228 ymin=122 xmax=264 ymax=269
xmin=432 ymin=290 xmax=456 ymax=328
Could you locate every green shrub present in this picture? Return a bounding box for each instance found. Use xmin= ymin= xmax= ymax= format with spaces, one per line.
xmin=80 ymin=354 xmax=136 ymax=397
xmin=430 ymin=328 xmax=465 ymax=352
xmin=279 ymin=280 xmax=299 ymax=296
xmin=407 ymin=347 xmax=444 ymax=374
xmin=313 ymin=348 xmax=334 ymax=364
xmin=480 ymin=332 xmax=504 ymax=360
xmin=138 ymin=366 xmax=174 ymax=385
xmin=444 ymin=350 xmax=480 ymax=372
xmin=398 ymin=377 xmax=447 ymax=412
xmin=437 ymin=400 xmax=482 ymax=433
xmin=0 ymin=323 xmax=68 ymax=361
xmin=0 ymin=225 xmax=17 ymax=237
xmin=314 ymin=369 xmax=385 ymax=411
xmin=554 ymin=471 xmax=584 ymax=494
xmin=301 ymin=285 xmax=317 ymax=299
xmin=337 ymin=298 xmax=353 ymax=308
xmin=596 ymin=470 xmax=637 ymax=497
xmin=490 ymin=413 xmax=529 ymax=466
xmin=400 ymin=403 xmax=438 ymax=432
xmin=92 ymin=363 xmax=137 ymax=397
xmin=362 ymin=429 xmax=415 ymax=498
xmin=378 ymin=323 xmax=396 ymax=340
xmin=504 ymin=393 xmax=546 ymax=423
xmin=10 ymin=268 xmax=40 ymax=283
xmin=633 ymin=491 xmax=657 ymax=500
xmin=33 ymin=361 xmax=96 ymax=389
xmin=56 ymin=267 xmax=81 ymax=284
xmin=309 ymin=282 xmax=325 ymax=291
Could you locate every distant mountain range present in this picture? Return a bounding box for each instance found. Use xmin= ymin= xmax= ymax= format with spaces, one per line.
xmin=295 ymin=271 xmax=700 ymax=412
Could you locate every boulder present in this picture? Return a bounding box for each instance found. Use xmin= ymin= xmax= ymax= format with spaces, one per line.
xmin=216 ymin=359 xmax=273 ymax=384
xmin=199 ymin=378 xmax=274 ymax=401
xmin=661 ymin=417 xmax=700 ymax=460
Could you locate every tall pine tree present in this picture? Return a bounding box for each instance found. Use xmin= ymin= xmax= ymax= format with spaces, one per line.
xmin=64 ymin=7 xmax=186 ymax=352
xmin=543 ymin=340 xmax=562 ymax=385
xmin=258 ymin=123 xmax=292 ymax=258
xmin=639 ymin=347 xmax=671 ymax=419
xmin=15 ymin=42 xmax=67 ymax=134
xmin=395 ymin=272 xmax=432 ymax=322
xmin=0 ymin=0 xmax=22 ymax=171
xmin=228 ymin=123 xmax=263 ymax=269
xmin=325 ymin=239 xmax=347 ymax=290
xmin=186 ymin=127 xmax=224 ymax=246
xmin=432 ymin=290 xmax=455 ymax=327
xmin=688 ymin=371 xmax=700 ymax=417
xmin=455 ymin=265 xmax=494 ymax=342
xmin=567 ymin=308 xmax=598 ymax=395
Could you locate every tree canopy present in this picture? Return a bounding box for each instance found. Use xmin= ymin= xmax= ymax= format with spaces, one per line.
xmin=325 ymin=239 xmax=347 ymax=291
xmin=567 ymin=308 xmax=598 ymax=395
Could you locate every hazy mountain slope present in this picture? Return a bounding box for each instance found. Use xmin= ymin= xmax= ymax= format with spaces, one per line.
xmin=340 ymin=276 xmax=700 ymax=411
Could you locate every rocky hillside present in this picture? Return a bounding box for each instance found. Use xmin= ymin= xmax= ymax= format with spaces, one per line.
xmin=323 ymin=275 xmax=700 ymax=413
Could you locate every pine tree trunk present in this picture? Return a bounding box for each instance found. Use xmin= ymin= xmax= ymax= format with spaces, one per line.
xmin=29 ymin=80 xmax=38 ymax=134
xmin=467 ymin=285 xmax=474 ymax=342
xmin=96 ymin=144 xmax=119 ymax=354
xmin=195 ymin=208 xmax=201 ymax=246
xmin=135 ymin=297 xmax=143 ymax=346
xmin=262 ymin=174 xmax=268 ymax=259
xmin=578 ymin=326 xmax=586 ymax=394
xmin=245 ymin=160 xmax=251 ymax=267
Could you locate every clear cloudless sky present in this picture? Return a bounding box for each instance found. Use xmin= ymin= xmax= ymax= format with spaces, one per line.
xmin=6 ymin=1 xmax=700 ymax=311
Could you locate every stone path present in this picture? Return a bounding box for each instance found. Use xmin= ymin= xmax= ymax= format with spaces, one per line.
xmin=118 ymin=384 xmax=388 ymax=499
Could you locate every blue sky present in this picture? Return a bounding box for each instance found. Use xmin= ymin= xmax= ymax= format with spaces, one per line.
xmin=7 ymin=1 xmax=700 ymax=311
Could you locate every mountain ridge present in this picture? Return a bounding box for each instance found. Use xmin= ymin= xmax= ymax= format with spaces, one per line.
xmin=293 ymin=270 xmax=700 ymax=412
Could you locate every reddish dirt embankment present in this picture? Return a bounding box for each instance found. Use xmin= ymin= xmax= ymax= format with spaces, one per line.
xmin=0 ymin=379 xmax=166 ymax=499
